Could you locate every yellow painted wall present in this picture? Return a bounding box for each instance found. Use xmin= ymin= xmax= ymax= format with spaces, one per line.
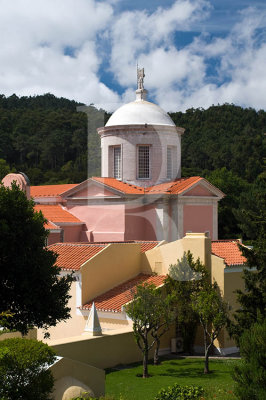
xmin=141 ymin=233 xmax=211 ymax=275
xmin=51 ymin=330 xmax=142 ymax=369
xmin=81 ymin=243 xmax=142 ymax=304
xmin=51 ymin=357 xmax=105 ymax=399
xmin=211 ymin=254 xmax=225 ymax=293
xmin=52 ymin=326 xmax=176 ymax=370
xmin=38 ymin=281 xmax=86 ymax=341
xmin=0 ymin=329 xmax=37 ymax=341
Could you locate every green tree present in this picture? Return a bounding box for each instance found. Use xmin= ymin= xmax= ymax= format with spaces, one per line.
xmin=151 ymin=293 xmax=176 ymax=365
xmin=0 ymin=158 xmax=12 ymax=180
xmin=0 ymin=338 xmax=55 ymax=400
xmin=164 ymin=252 xmax=209 ymax=354
xmin=233 ymin=320 xmax=266 ymax=400
xmin=206 ymin=168 xmax=249 ymax=238
xmin=0 ymin=183 xmax=73 ymax=335
xmin=234 ymin=176 xmax=266 ymax=243
xmin=125 ymin=282 xmax=173 ymax=378
xmin=229 ymin=240 xmax=266 ymax=344
xmin=191 ymin=283 xmax=229 ymax=374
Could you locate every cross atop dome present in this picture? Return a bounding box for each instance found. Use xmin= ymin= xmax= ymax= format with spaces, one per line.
xmin=136 ymin=66 xmax=147 ymax=101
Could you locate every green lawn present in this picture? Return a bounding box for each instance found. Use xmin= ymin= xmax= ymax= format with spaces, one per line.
xmin=105 ymin=357 xmax=239 ymax=400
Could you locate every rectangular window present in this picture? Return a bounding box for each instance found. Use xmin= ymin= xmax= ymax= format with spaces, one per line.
xmin=167 ymin=147 xmax=173 ymax=179
xmin=138 ymin=145 xmax=150 ymax=179
xmin=113 ymin=146 xmax=121 ymax=179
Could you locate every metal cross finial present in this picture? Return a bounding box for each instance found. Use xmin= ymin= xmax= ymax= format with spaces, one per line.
xmin=137 ymin=67 xmax=145 ymax=90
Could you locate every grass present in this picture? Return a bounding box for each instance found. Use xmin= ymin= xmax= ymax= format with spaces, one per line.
xmin=105 ymin=357 xmax=239 ymax=400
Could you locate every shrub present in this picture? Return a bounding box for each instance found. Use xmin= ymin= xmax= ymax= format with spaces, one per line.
xmin=154 ymin=384 xmax=204 ymax=400
xmin=233 ymin=320 xmax=266 ymax=400
xmin=0 ymin=338 xmax=56 ymax=400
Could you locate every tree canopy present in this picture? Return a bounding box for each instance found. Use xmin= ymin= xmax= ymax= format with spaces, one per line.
xmin=0 ymin=183 xmax=73 ymax=335
xmin=0 ymin=338 xmax=56 ymax=400
xmin=125 ymin=282 xmax=174 ymax=378
xmin=164 ymin=251 xmax=209 ymax=354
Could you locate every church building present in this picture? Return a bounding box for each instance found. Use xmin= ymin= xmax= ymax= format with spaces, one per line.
xmin=3 ymin=69 xmax=224 ymax=244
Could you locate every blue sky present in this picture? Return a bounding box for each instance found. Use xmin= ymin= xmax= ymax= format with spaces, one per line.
xmin=0 ymin=0 xmax=266 ymax=111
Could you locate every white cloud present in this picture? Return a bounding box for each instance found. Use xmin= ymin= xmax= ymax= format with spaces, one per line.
xmin=0 ymin=0 xmax=120 ymax=107
xmin=0 ymin=0 xmax=266 ymax=112
xmin=109 ymin=2 xmax=266 ymax=111
xmin=109 ymin=0 xmax=210 ymax=87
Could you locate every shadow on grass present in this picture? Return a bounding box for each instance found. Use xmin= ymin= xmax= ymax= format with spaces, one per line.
xmin=158 ymin=367 xmax=219 ymax=379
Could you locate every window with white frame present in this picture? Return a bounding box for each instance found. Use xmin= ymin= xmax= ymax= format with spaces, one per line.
xmin=113 ymin=146 xmax=121 ymax=179
xmin=138 ymin=145 xmax=150 ymax=179
xmin=167 ymin=147 xmax=173 ymax=179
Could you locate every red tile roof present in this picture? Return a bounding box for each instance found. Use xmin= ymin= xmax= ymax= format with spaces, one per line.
xmin=31 ymin=184 xmax=77 ymax=197
xmin=212 ymin=240 xmax=247 ymax=266
xmin=138 ymin=241 xmax=159 ymax=252
xmin=92 ymin=176 xmax=202 ymax=195
xmin=30 ymin=177 xmax=209 ymax=197
xmin=145 ymin=176 xmax=202 ymax=194
xmin=34 ymin=205 xmax=82 ymax=224
xmin=81 ymin=274 xmax=166 ymax=312
xmin=44 ymin=221 xmax=59 ymax=230
xmin=86 ymin=241 xmax=159 ymax=252
xmin=92 ymin=177 xmax=144 ymax=194
xmin=48 ymin=243 xmax=107 ymax=270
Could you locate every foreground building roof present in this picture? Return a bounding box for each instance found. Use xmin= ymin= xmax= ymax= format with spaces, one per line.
xmin=211 ymin=240 xmax=247 ymax=266
xmin=48 ymin=241 xmax=159 ymax=271
xmin=48 ymin=243 xmax=107 ymax=271
xmin=81 ymin=273 xmax=166 ymax=312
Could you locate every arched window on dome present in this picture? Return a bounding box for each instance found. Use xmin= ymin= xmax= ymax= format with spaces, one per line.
xmin=138 ymin=145 xmax=150 ymax=179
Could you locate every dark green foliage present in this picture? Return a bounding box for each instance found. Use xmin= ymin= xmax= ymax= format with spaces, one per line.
xmin=233 ymin=321 xmax=266 ymax=400
xmin=0 ymin=93 xmax=104 ymax=184
xmin=229 ymin=238 xmax=266 ymax=343
xmin=164 ymin=251 xmax=209 ymax=354
xmin=170 ymin=105 xmax=265 ymax=183
xmin=0 ymin=183 xmax=73 ymax=335
xmin=205 ymin=168 xmax=249 ymax=238
xmin=234 ymin=176 xmax=266 ymax=243
xmin=154 ymin=384 xmax=204 ymax=400
xmin=0 ymin=338 xmax=55 ymax=400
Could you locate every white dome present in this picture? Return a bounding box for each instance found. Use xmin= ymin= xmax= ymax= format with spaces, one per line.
xmin=106 ymin=100 xmax=175 ymax=127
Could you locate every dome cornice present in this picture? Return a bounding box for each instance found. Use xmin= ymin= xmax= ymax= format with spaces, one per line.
xmin=98 ymin=124 xmax=184 ymax=137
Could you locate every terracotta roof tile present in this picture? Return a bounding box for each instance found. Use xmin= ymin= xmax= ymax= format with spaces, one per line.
xmin=212 ymin=240 xmax=247 ymax=266
xmin=44 ymin=221 xmax=59 ymax=230
xmin=138 ymin=241 xmax=159 ymax=252
xmin=77 ymin=241 xmax=159 ymax=253
xmin=30 ymin=177 xmax=205 ymax=197
xmin=92 ymin=176 xmax=203 ymax=195
xmin=145 ymin=176 xmax=202 ymax=194
xmin=48 ymin=243 xmax=107 ymax=270
xmin=31 ymin=184 xmax=77 ymax=197
xmin=92 ymin=177 xmax=144 ymax=194
xmin=34 ymin=205 xmax=82 ymax=224
xmin=82 ymin=273 xmax=166 ymax=312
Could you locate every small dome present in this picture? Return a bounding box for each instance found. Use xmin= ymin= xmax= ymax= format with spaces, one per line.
xmin=106 ymin=100 xmax=175 ymax=127
xmin=2 ymin=173 xmax=30 ymax=199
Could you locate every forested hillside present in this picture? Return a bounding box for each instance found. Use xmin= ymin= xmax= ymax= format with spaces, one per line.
xmin=0 ymin=93 xmax=265 ymax=242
